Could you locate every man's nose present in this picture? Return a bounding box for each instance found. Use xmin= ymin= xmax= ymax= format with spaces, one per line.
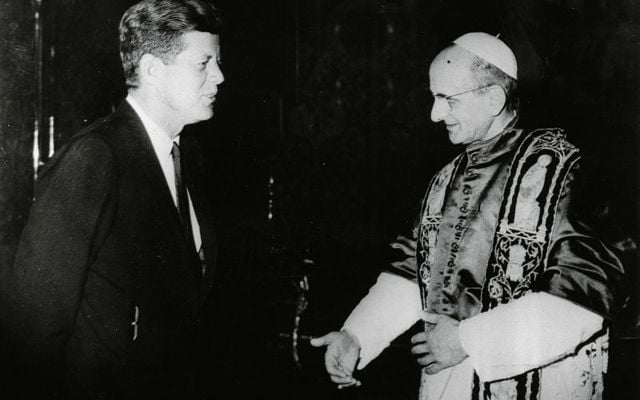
xmin=430 ymin=98 xmax=447 ymax=122
xmin=208 ymin=63 xmax=224 ymax=85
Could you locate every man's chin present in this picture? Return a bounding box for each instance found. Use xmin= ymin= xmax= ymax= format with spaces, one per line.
xmin=194 ymin=108 xmax=215 ymax=123
xmin=447 ymin=130 xmax=461 ymax=144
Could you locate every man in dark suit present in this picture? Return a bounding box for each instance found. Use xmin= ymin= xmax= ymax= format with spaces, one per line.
xmin=1 ymin=0 xmax=224 ymax=398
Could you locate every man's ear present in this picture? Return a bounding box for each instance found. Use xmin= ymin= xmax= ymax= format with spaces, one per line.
xmin=487 ymin=86 xmax=507 ymax=116
xmin=138 ymin=53 xmax=164 ymax=87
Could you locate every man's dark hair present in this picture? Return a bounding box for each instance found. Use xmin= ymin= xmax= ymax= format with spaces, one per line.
xmin=469 ymin=55 xmax=519 ymax=113
xmin=119 ymin=0 xmax=222 ymax=89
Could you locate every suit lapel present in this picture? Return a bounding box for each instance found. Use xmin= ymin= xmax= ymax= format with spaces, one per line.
xmin=118 ymin=102 xmax=218 ymax=304
xmin=114 ymin=102 xmax=204 ymax=285
xmin=117 ymin=102 xmax=183 ymax=227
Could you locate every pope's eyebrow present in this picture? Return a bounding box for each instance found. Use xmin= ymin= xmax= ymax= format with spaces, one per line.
xmin=430 ymin=90 xmax=450 ymax=100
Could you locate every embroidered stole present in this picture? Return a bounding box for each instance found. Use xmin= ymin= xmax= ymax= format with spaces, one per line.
xmin=416 ymin=129 xmax=580 ymax=399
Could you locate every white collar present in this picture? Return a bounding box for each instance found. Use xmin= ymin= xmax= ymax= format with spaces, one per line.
xmin=126 ymin=94 xmax=179 ymax=157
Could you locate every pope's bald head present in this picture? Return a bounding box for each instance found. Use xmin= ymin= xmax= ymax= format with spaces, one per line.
xmin=430 ymin=42 xmax=519 ymax=114
xmin=429 ymin=45 xmax=477 ymax=89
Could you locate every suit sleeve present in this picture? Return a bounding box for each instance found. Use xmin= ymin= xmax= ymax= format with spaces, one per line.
xmin=4 ymin=136 xmax=116 ymax=361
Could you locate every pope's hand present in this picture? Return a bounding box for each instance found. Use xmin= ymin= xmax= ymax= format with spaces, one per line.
xmin=310 ymin=330 xmax=362 ymax=388
xmin=410 ymin=312 xmax=468 ymax=374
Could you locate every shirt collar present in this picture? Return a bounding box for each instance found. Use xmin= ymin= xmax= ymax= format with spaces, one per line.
xmin=126 ymin=95 xmax=179 ymax=158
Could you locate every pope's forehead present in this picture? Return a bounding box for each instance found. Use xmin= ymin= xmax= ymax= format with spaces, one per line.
xmin=429 ymin=46 xmax=475 ymax=88
xmin=430 ymin=46 xmax=474 ymax=72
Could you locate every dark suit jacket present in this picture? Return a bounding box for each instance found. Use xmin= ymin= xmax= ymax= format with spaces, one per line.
xmin=2 ymin=101 xmax=219 ymax=399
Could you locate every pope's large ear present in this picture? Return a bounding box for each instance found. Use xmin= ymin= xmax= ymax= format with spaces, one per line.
xmin=487 ymin=85 xmax=507 ymax=116
xmin=138 ymin=53 xmax=164 ymax=86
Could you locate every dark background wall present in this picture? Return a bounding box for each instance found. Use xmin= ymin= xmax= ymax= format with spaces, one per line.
xmin=0 ymin=0 xmax=638 ymax=398
xmin=0 ymin=0 xmax=36 ymax=270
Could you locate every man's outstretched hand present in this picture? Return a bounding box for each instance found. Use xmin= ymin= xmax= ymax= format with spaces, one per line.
xmin=311 ymin=330 xmax=362 ymax=389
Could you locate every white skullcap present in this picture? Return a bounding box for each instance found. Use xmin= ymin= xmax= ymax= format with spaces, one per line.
xmin=453 ymin=32 xmax=518 ymax=80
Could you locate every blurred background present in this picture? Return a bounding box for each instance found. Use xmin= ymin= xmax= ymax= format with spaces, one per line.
xmin=1 ymin=0 xmax=638 ymax=398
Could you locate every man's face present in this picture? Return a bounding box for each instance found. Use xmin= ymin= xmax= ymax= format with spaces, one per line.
xmin=428 ymin=47 xmax=495 ymax=145
xmin=157 ymin=31 xmax=224 ymax=127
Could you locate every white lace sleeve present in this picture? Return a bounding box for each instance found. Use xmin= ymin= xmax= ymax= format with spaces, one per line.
xmin=342 ymin=272 xmax=422 ymax=369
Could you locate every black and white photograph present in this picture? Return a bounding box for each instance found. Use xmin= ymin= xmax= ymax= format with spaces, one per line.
xmin=0 ymin=0 xmax=638 ymax=399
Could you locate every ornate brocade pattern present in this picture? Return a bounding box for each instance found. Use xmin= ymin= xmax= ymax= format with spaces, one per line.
xmin=415 ymin=129 xmax=608 ymax=400
xmin=416 ymin=155 xmax=463 ymax=310
xmin=482 ymin=129 xmax=579 ymax=311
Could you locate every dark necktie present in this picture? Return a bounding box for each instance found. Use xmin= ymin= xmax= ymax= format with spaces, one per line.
xmin=171 ymin=142 xmax=196 ymax=252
